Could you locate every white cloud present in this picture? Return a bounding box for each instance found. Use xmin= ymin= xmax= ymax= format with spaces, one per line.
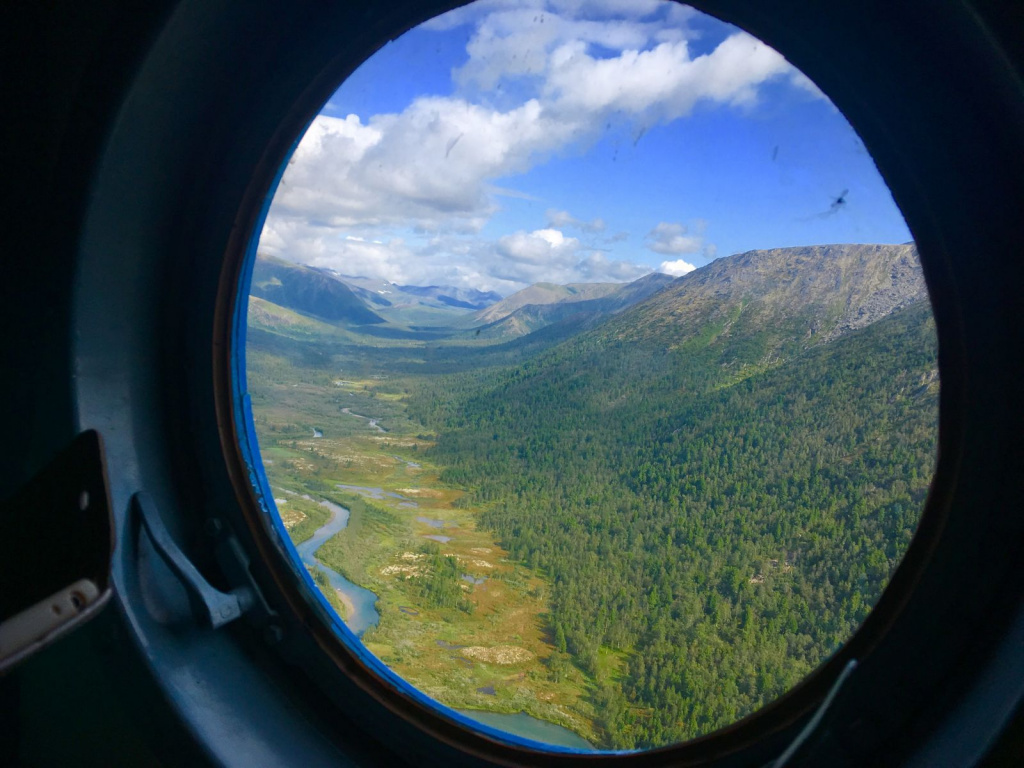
xmin=484 ymin=228 xmax=651 ymax=286
xmin=577 ymin=252 xmax=652 ymax=282
xmin=646 ymin=221 xmax=702 ymax=255
xmin=260 ymin=216 xmax=415 ymax=282
xmin=658 ymin=258 xmax=696 ymax=276
xmin=452 ymin=7 xmax=684 ymax=94
xmin=497 ymin=228 xmax=579 ymax=264
xmin=263 ymin=1 xmax=814 ymax=289
xmin=541 ymin=30 xmax=793 ymax=128
xmin=789 ymin=70 xmax=828 ymax=101
xmin=261 ymin=224 xmax=653 ymax=294
xmin=269 ymin=8 xmax=804 ymax=232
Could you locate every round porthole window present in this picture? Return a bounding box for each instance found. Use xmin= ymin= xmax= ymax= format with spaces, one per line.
xmin=55 ymin=0 xmax=1024 ymax=763
xmin=234 ymin=0 xmax=937 ymax=754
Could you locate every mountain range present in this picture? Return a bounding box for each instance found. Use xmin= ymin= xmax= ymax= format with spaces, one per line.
xmin=465 ymin=273 xmax=677 ymax=341
xmin=249 ymin=253 xmax=678 ymax=335
xmin=250 ymin=255 xmax=385 ymax=325
xmin=414 ymin=242 xmax=935 ymax=748
xmin=335 ymin=274 xmax=502 ymax=311
xmin=248 ymin=240 xmax=936 ymax=751
xmin=598 ymin=243 xmax=925 ymax=352
xmin=250 ymin=243 xmax=926 ymax=353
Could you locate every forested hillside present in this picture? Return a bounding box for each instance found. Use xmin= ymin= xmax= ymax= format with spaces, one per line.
xmin=248 ymin=242 xmax=938 ymax=750
xmin=406 ymin=246 xmax=937 ymax=748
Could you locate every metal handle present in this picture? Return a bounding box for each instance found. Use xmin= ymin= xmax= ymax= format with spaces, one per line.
xmin=133 ymin=492 xmax=248 ymax=629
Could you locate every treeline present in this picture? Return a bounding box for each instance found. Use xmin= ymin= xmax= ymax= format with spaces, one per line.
xmin=408 ymin=301 xmax=938 ymax=749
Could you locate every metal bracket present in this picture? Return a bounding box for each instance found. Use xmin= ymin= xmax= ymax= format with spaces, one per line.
xmin=208 ymin=517 xmax=278 ymax=629
xmin=133 ymin=492 xmax=251 ymax=629
xmin=132 ymin=492 xmax=277 ymax=633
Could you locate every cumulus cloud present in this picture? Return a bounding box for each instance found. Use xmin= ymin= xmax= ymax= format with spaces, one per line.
xmin=263 ymin=224 xmax=650 ymax=294
xmin=263 ymin=1 xmax=817 ymax=289
xmin=467 ymin=228 xmax=649 ymax=288
xmin=269 ymin=9 xmax=806 ymax=229
xmin=498 ymin=228 xmax=579 ymax=264
xmin=646 ymin=222 xmax=703 ymax=255
xmin=261 ymin=216 xmax=416 ymax=281
xmin=452 ymin=6 xmax=688 ymax=94
xmin=658 ymin=258 xmax=696 ymax=276
xmin=269 ymin=99 xmax=567 ymax=232
xmin=541 ymin=32 xmax=793 ymax=127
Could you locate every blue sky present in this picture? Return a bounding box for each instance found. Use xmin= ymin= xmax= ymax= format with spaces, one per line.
xmin=260 ymin=0 xmax=911 ymax=295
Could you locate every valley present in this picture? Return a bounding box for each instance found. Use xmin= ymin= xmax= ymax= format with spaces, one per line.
xmin=248 ymin=361 xmax=604 ymax=745
xmin=246 ymin=244 xmax=938 ymax=750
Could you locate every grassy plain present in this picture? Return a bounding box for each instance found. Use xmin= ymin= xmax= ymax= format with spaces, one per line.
xmin=247 ymin=323 xmax=603 ymax=744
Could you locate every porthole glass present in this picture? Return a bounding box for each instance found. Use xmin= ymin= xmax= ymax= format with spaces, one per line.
xmin=241 ymin=0 xmax=937 ymax=752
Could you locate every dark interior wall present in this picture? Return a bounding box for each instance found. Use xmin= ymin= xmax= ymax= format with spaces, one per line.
xmin=1 ymin=5 xmax=196 ymax=765
xmin=2 ymin=2 xmax=177 ymax=495
xmin=1 ymin=1 xmax=1023 ymax=766
xmin=0 ymin=5 xmax=442 ymax=764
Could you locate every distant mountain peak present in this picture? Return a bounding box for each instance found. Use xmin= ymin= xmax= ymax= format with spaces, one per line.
xmin=332 ymin=276 xmax=502 ymax=313
xmin=473 ymin=281 xmax=623 ymax=325
xmin=603 ymin=243 xmax=926 ymax=350
xmin=250 ymin=254 xmax=384 ymax=325
xmin=468 ymin=272 xmax=676 ymax=341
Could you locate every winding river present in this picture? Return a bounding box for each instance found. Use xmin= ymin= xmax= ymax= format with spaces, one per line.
xmin=292 ymin=498 xmax=591 ymax=749
xmin=340 ymin=407 xmax=387 ymax=433
xmin=455 ymin=710 xmax=594 ymax=750
xmin=294 ymin=498 xmax=380 ymax=637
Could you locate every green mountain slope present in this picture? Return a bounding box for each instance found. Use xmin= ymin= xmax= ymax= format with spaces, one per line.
xmin=471 ymin=272 xmax=676 ymax=341
xmin=472 ymin=281 xmax=629 ymax=325
xmin=251 ymin=254 xmax=385 ymax=325
xmin=407 ymin=244 xmax=937 ymax=748
xmin=248 ymin=295 xmax=344 ymax=336
xmin=601 ymin=243 xmax=925 ymax=352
